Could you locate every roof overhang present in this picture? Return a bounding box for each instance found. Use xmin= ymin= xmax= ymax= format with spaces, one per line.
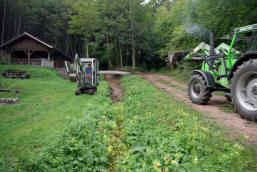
xmin=0 ymin=32 xmax=71 ymax=60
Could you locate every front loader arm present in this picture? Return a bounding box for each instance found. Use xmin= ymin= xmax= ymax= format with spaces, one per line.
xmin=184 ymin=42 xmax=214 ymax=61
xmin=183 ymin=42 xmax=240 ymax=61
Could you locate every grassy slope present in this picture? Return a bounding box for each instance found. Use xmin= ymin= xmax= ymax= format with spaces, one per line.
xmin=0 ymin=65 xmax=256 ymax=171
xmin=0 ymin=65 xmax=110 ymax=163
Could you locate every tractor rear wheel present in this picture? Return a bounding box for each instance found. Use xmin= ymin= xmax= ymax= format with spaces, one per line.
xmin=188 ymin=74 xmax=212 ymax=104
xmin=231 ymin=59 xmax=257 ymax=121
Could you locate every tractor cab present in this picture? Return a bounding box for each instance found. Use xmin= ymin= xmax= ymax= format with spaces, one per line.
xmin=232 ymin=24 xmax=257 ymax=52
xmin=248 ymin=30 xmax=257 ymax=51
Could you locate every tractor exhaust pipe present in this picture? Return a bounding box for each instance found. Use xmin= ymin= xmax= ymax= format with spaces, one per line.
xmin=210 ymin=31 xmax=215 ymax=56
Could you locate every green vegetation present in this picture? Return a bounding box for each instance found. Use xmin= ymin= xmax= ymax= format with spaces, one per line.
xmin=1 ymin=0 xmax=256 ymax=69
xmin=0 ymin=65 xmax=256 ymax=171
xmin=118 ymin=75 xmax=256 ymax=171
xmin=156 ymin=62 xmax=201 ymax=84
xmin=0 ymin=65 xmax=112 ymax=170
xmin=218 ymin=103 xmax=235 ymax=113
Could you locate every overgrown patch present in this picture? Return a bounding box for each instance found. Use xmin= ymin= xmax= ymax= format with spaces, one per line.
xmin=117 ymin=75 xmax=256 ymax=171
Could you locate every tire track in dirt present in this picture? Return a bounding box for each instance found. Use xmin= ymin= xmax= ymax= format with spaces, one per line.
xmin=154 ymin=74 xmax=229 ymax=103
xmin=140 ymin=73 xmax=257 ymax=145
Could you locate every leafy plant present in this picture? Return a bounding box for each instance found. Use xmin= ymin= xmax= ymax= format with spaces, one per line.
xmin=117 ymin=75 xmax=256 ymax=171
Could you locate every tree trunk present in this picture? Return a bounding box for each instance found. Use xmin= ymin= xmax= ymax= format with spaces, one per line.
xmin=1 ymin=0 xmax=7 ymax=45
xmin=130 ymin=0 xmax=136 ymax=69
xmin=132 ymin=33 xmax=136 ymax=69
xmin=119 ymin=42 xmax=123 ymax=67
xmin=115 ymin=39 xmax=118 ymax=67
xmin=55 ymin=36 xmax=58 ymax=49
xmin=85 ymin=36 xmax=89 ymax=58
xmin=66 ymin=35 xmax=70 ymax=55
xmin=126 ymin=46 xmax=128 ymax=66
xmin=17 ymin=15 xmax=21 ymax=35
xmin=13 ymin=17 xmax=17 ymax=37
xmin=107 ymin=37 xmax=112 ymax=69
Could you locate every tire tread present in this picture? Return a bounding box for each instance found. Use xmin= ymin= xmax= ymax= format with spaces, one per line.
xmin=188 ymin=74 xmax=212 ymax=105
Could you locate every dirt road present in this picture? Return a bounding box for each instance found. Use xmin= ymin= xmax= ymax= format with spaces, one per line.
xmin=140 ymin=73 xmax=257 ymax=145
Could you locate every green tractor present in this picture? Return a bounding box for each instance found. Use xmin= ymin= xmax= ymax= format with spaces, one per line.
xmin=184 ymin=24 xmax=257 ymax=121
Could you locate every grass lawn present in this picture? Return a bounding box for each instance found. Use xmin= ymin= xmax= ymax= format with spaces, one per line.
xmin=0 ymin=65 xmax=256 ymax=171
xmin=0 ymin=65 xmax=111 ymax=169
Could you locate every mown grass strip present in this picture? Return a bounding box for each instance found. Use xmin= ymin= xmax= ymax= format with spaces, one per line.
xmin=0 ymin=65 xmax=113 ymax=171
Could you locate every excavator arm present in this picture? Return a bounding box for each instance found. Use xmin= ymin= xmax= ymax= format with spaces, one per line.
xmin=65 ymin=54 xmax=84 ymax=84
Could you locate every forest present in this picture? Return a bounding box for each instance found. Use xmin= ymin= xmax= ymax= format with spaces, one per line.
xmin=0 ymin=0 xmax=257 ymax=69
xmin=1 ymin=0 xmax=257 ymax=171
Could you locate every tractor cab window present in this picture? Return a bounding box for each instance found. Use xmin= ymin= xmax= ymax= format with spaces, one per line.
xmin=249 ymin=31 xmax=257 ymax=51
xmin=233 ymin=33 xmax=251 ymax=52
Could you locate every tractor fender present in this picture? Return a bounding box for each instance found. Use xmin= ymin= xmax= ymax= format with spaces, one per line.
xmin=228 ymin=51 xmax=257 ymax=80
xmin=193 ymin=70 xmax=215 ymax=88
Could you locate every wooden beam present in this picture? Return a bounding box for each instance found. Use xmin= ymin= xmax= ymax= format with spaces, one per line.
xmin=24 ymin=50 xmax=34 ymax=65
xmin=28 ymin=51 xmax=31 ymax=65
xmin=8 ymin=51 xmax=12 ymax=65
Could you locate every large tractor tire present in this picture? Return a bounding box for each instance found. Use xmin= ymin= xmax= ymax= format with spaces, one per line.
xmin=188 ymin=74 xmax=212 ymax=105
xmin=231 ymin=59 xmax=257 ymax=121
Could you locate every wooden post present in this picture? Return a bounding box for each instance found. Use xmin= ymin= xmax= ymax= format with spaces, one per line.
xmin=9 ymin=51 xmax=11 ymax=65
xmin=48 ymin=52 xmax=50 ymax=60
xmin=24 ymin=50 xmax=30 ymax=64
xmin=24 ymin=50 xmax=34 ymax=65
xmin=28 ymin=51 xmax=31 ymax=64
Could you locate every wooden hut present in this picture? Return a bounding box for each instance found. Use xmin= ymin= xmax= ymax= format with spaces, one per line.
xmin=0 ymin=32 xmax=71 ymax=68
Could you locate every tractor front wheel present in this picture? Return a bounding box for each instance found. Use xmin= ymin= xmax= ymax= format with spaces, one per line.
xmin=231 ymin=59 xmax=257 ymax=121
xmin=188 ymin=74 xmax=212 ymax=105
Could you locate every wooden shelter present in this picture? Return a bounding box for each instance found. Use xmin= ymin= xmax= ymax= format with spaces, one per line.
xmin=0 ymin=32 xmax=71 ymax=68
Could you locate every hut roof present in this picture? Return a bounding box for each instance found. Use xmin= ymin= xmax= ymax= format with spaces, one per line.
xmin=0 ymin=32 xmax=71 ymax=60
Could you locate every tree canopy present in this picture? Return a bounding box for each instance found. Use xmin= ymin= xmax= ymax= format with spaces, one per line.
xmin=0 ymin=0 xmax=256 ymax=69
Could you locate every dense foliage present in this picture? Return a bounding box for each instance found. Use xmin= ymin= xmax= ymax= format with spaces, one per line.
xmin=118 ymin=75 xmax=255 ymax=171
xmin=0 ymin=0 xmax=256 ymax=69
